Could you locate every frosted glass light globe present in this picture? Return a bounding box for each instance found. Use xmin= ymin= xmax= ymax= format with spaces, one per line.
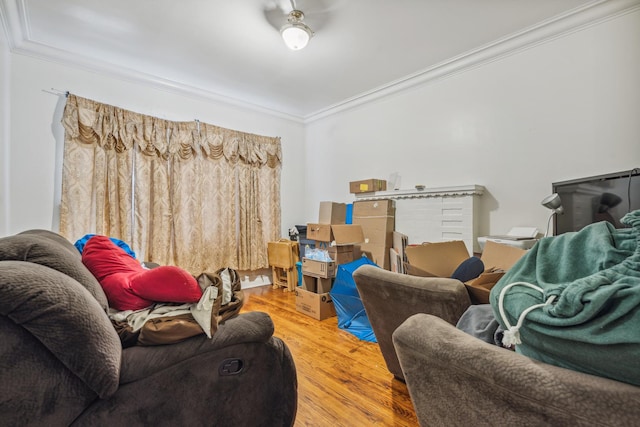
xmin=281 ymin=24 xmax=311 ymax=50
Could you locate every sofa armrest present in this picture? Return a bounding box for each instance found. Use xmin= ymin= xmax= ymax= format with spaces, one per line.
xmin=88 ymin=311 xmax=297 ymax=427
xmin=119 ymin=311 xmax=275 ymax=383
xmin=0 ymin=261 xmax=121 ymax=398
xmin=393 ymin=313 xmax=640 ymax=426
xmin=353 ymin=265 xmax=471 ymax=380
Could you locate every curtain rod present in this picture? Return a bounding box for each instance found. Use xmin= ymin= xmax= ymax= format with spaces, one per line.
xmin=42 ymin=88 xmax=69 ymax=97
xmin=41 ymin=90 xmax=212 ymax=127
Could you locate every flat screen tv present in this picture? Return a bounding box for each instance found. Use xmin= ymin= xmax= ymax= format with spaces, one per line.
xmin=552 ymin=168 xmax=640 ymax=235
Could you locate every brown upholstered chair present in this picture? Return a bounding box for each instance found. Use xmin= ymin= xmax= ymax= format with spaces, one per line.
xmin=353 ymin=264 xmax=471 ymax=381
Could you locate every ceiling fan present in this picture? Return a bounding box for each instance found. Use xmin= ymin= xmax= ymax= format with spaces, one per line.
xmin=263 ymin=0 xmax=332 ymax=50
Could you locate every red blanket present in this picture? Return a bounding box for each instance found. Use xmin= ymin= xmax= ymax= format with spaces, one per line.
xmin=82 ymin=235 xmax=201 ymax=310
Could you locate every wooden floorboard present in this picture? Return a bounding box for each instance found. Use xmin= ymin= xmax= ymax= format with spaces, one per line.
xmin=241 ymin=285 xmax=418 ymax=427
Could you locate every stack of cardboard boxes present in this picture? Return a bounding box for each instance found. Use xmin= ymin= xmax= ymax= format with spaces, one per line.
xmin=348 ymin=178 xmax=396 ymax=270
xmin=352 ymin=199 xmax=396 ymax=270
xmin=296 ymin=202 xmax=364 ymax=320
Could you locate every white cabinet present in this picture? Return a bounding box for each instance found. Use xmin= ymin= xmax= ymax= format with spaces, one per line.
xmin=354 ymin=185 xmax=484 ymax=255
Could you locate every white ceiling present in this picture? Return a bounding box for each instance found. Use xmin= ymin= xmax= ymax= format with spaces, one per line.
xmin=1 ymin=0 xmax=606 ymax=119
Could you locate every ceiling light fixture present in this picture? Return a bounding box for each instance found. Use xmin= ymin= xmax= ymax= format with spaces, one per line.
xmin=281 ymin=9 xmax=313 ymax=50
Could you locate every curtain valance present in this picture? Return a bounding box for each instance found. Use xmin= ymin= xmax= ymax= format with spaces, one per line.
xmin=62 ymin=94 xmax=282 ymax=166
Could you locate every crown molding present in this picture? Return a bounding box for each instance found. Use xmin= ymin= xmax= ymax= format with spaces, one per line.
xmin=0 ymin=0 xmax=304 ymax=123
xmin=2 ymin=0 xmax=639 ymax=124
xmin=13 ymin=38 xmax=305 ymax=123
xmin=0 ymin=0 xmax=23 ymax=48
xmin=304 ymin=0 xmax=640 ymax=123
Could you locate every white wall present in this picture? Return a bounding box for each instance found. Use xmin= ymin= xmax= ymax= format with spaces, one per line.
xmin=305 ymin=9 xmax=640 ymax=237
xmin=3 ymin=54 xmax=306 ymax=237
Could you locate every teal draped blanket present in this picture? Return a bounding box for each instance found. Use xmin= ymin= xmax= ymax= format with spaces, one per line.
xmin=490 ymin=210 xmax=640 ymax=385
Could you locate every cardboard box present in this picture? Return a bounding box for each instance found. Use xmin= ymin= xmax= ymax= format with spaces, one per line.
xmin=405 ymin=240 xmax=469 ymax=277
xmin=302 ymin=258 xmax=337 ymax=278
xmin=352 ymin=202 xmax=395 ymax=268
xmin=352 ymin=200 xmax=395 ymax=217
xmin=301 ymin=274 xmax=333 ymax=293
xmin=356 ymin=242 xmax=391 ymax=270
xmin=307 ymin=223 xmax=332 ymax=242
xmin=464 ymin=270 xmax=506 ymax=304
xmin=349 ymin=179 xmax=387 ymax=194
xmin=306 ymin=223 xmax=364 ymax=244
xmin=404 ymin=240 xmax=526 ymax=304
xmin=479 ymin=240 xmax=527 ymax=271
xmin=267 ymin=240 xmax=300 ymax=269
xmin=327 ymin=245 xmax=354 ymax=265
xmin=330 ymin=224 xmax=365 ymax=245
xmin=354 ymin=216 xmax=395 ymax=246
xmin=464 ymin=240 xmax=528 ymax=303
xmin=301 ymin=274 xmax=316 ymax=292
xmin=318 ymin=202 xmax=346 ymax=224
xmin=295 ymin=288 xmax=336 ymax=320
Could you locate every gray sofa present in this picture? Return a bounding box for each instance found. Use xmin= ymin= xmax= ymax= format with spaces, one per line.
xmin=353 ymin=265 xmax=640 ymax=426
xmin=0 ymin=229 xmax=297 ymax=427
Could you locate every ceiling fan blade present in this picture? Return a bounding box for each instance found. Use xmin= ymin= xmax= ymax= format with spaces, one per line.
xmin=293 ymin=0 xmax=338 ymax=32
xmin=263 ymin=8 xmax=286 ymax=31
xmin=301 ymin=11 xmax=331 ymax=32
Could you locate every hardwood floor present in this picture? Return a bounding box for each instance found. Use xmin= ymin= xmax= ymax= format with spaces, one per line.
xmin=241 ymin=285 xmax=418 ymax=427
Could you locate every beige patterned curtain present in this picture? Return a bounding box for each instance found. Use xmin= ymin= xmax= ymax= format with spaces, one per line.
xmin=60 ymin=94 xmax=282 ymax=273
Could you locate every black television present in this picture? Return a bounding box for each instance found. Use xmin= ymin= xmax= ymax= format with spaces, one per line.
xmin=552 ymin=168 xmax=640 ymax=235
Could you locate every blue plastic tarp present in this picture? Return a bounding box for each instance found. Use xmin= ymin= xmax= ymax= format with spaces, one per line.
xmin=330 ymin=256 xmax=379 ymax=342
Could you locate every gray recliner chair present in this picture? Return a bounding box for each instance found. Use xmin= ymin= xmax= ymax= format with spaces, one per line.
xmin=353 ymin=265 xmax=470 ymax=381
xmin=0 ymin=229 xmax=297 ymax=427
xmin=353 ymin=265 xmax=640 ymax=426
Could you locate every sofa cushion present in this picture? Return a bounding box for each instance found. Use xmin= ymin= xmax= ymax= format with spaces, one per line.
xmin=0 ymin=233 xmax=109 ymax=311
xmin=0 ymin=261 xmax=121 ymax=398
xmin=82 ymin=235 xmax=202 ymax=311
